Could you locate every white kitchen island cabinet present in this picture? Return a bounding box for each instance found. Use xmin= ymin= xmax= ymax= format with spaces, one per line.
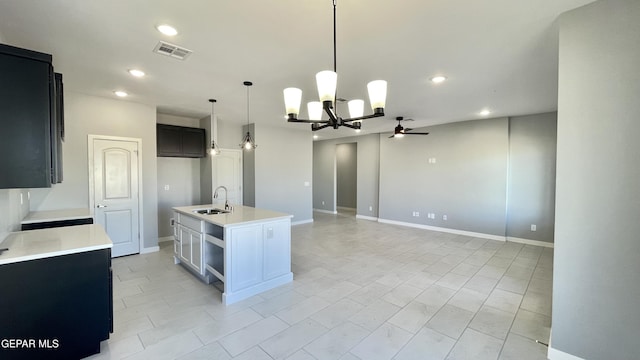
xmin=172 ymin=205 xmax=293 ymax=305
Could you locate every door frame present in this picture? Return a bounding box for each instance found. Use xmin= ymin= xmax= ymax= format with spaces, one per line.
xmin=213 ymin=148 xmax=243 ymax=206
xmin=88 ymin=134 xmax=144 ymax=254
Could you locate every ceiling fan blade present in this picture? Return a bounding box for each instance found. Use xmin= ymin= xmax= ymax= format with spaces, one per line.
xmin=405 ymin=132 xmax=430 ymax=135
xmin=388 ymin=134 xmax=396 ymax=138
xmin=405 ymin=128 xmax=413 ymax=132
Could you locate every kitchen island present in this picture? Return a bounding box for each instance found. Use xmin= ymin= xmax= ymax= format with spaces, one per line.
xmin=172 ymin=204 xmax=293 ymax=305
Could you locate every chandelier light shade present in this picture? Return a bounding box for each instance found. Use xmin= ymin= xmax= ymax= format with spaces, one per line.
xmin=240 ymin=81 xmax=257 ymax=150
xmin=283 ymin=87 xmax=302 ymax=116
xmin=316 ymin=70 xmax=338 ymax=103
xmin=284 ymin=0 xmax=386 ymax=131
xmin=348 ymin=99 xmax=364 ymax=118
xmin=308 ymin=101 xmax=323 ymax=121
xmin=367 ymin=80 xmax=388 ymax=110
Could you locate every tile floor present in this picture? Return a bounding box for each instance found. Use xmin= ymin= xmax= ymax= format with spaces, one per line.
xmin=86 ymin=210 xmax=553 ymax=360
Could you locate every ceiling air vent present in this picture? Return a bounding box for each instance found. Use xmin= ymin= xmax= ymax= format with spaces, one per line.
xmin=153 ymin=41 xmax=192 ymax=60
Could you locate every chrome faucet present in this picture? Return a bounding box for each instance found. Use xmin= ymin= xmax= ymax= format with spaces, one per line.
xmin=213 ymin=186 xmax=230 ymax=210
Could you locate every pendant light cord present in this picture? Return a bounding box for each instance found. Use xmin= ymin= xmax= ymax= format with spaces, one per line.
xmin=333 ymin=0 xmax=337 ymax=74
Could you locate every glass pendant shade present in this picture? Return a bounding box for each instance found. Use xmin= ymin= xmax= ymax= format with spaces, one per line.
xmin=307 ymin=101 xmax=323 ymax=120
xmin=394 ymin=133 xmax=404 ymax=138
xmin=283 ymin=88 xmax=302 ymax=116
xmin=316 ymin=70 xmax=337 ymax=102
xmin=348 ymin=99 xmax=364 ymax=118
xmin=367 ymin=80 xmax=387 ymax=110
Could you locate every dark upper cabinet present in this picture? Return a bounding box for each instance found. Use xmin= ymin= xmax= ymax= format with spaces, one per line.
xmin=157 ymin=124 xmax=206 ymax=158
xmin=0 ymin=43 xmax=63 ymax=189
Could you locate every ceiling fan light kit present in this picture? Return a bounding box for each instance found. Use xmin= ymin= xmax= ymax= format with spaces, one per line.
xmin=284 ymin=0 xmax=386 ymax=132
xmin=389 ymin=117 xmax=430 ymax=139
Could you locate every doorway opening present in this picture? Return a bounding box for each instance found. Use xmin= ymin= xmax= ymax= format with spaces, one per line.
xmin=336 ymin=142 xmax=357 ymax=217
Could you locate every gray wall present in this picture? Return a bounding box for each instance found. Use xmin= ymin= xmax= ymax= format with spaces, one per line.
xmin=0 ymin=189 xmax=30 ymax=241
xmin=253 ymin=124 xmax=313 ymax=223
xmin=313 ymin=134 xmax=380 ymax=218
xmin=30 ymin=91 xmax=159 ymax=250
xmin=379 ymin=118 xmax=509 ymax=236
xmin=506 ymin=113 xmax=557 ymax=243
xmin=336 ymin=143 xmax=357 ymax=209
xmin=552 ymin=1 xmax=640 ymax=359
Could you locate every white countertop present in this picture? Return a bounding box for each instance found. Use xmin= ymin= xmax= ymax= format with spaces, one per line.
xmin=0 ymin=224 xmax=113 ymax=265
xmin=172 ymin=204 xmax=292 ymax=227
xmin=21 ymin=208 xmax=93 ymax=224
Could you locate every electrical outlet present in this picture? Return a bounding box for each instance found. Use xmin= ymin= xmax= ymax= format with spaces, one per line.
xmin=443 ymin=215 xmax=448 ymax=220
xmin=20 ymin=193 xmax=23 ymax=205
xmin=164 ymin=184 xmax=170 ymax=191
xmin=369 ymin=206 xmax=373 ymax=212
xmin=170 ymin=218 xmax=175 ymax=226
xmin=531 ymin=224 xmax=537 ymax=231
xmin=322 ymin=201 xmax=325 ymax=206
xmin=428 ymin=213 xmax=435 ymax=219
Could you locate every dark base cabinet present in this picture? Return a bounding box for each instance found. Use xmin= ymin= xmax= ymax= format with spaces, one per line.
xmin=21 ymin=217 xmax=93 ymax=231
xmin=0 ymin=249 xmax=113 ymax=360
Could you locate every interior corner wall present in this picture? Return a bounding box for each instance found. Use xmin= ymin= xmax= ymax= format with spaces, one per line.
xmin=29 ymin=91 xmax=159 ymax=250
xmin=241 ymin=124 xmax=256 ymax=207
xmin=336 ymin=143 xmax=357 ymax=209
xmin=312 ymin=134 xmax=380 ymax=217
xmin=506 ymin=112 xmax=557 ymax=243
xmin=379 ymin=118 xmax=509 ymax=236
xmin=199 ymin=115 xmax=213 ymax=204
xmin=552 ymin=1 xmax=640 ymax=359
xmin=254 ymin=125 xmax=313 ymax=223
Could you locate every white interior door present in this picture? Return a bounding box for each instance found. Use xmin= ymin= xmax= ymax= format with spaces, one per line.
xmin=90 ymin=136 xmax=141 ymax=257
xmin=212 ymin=149 xmax=242 ymax=207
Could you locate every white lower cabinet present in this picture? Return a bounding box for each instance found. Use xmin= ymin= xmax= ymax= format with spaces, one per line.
xmin=229 ymin=225 xmax=263 ymax=292
xmin=173 ymin=212 xmax=205 ymax=276
xmin=226 ymin=219 xmax=292 ymax=296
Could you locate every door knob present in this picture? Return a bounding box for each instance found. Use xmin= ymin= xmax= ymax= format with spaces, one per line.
xmin=96 ymin=204 xmax=107 ymax=208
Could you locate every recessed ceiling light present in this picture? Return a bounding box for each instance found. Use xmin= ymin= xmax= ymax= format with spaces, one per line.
xmin=156 ymin=24 xmax=178 ymax=36
xmin=128 ymin=69 xmax=145 ymax=77
xmin=480 ymin=109 xmax=491 ymax=116
xmin=430 ymin=75 xmax=447 ymax=84
xmin=114 ymin=91 xmax=128 ymax=97
xmin=313 ymin=135 xmax=318 ymax=140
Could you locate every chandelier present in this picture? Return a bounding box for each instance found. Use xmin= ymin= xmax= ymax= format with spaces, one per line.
xmin=283 ymin=0 xmax=387 ymax=131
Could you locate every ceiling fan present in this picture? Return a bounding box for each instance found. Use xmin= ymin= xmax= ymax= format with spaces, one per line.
xmin=389 ymin=116 xmax=430 ymax=138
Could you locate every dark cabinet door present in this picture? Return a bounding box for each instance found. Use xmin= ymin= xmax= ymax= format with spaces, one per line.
xmin=181 ymin=127 xmax=206 ymax=157
xmin=0 ymin=47 xmax=53 ymax=188
xmin=0 ymin=248 xmax=113 ymax=359
xmin=157 ymin=124 xmax=183 ymax=156
xmin=156 ymin=124 xmax=205 ymax=158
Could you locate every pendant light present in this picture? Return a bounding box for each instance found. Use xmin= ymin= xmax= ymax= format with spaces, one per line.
xmin=284 ymin=0 xmax=386 ymax=131
xmin=240 ymin=81 xmax=257 ymax=150
xmin=209 ymin=99 xmax=221 ymax=156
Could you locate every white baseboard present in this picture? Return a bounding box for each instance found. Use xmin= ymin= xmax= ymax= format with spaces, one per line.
xmin=337 ymin=206 xmax=356 ymax=211
xmin=377 ymin=218 xmax=506 ymax=242
xmin=507 ymin=236 xmax=554 ymax=248
xmin=158 ymin=236 xmax=174 ymax=243
xmin=314 ymin=209 xmax=338 ymax=215
xmin=140 ymin=246 xmax=159 ymax=254
xmin=548 ymin=347 xmax=585 ymax=360
xmin=292 ymin=219 xmax=314 ymax=226
xmin=356 ymin=215 xmax=378 ymax=221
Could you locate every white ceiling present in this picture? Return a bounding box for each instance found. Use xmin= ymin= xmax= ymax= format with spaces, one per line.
xmin=0 ymin=0 xmax=594 ymax=140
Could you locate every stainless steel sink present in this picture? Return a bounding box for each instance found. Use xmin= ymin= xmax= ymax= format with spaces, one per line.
xmin=193 ymin=208 xmax=230 ymax=215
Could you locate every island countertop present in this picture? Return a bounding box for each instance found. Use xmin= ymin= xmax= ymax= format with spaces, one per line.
xmin=0 ymin=224 xmax=113 ymax=266
xmin=172 ymin=204 xmax=292 ymax=227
